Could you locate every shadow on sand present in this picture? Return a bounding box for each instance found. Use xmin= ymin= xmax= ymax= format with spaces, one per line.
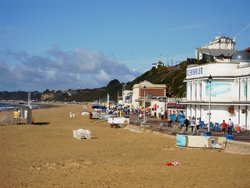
xmin=32 ymin=122 xmax=50 ymax=126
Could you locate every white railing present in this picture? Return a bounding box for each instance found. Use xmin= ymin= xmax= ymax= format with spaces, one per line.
xmin=184 ymin=97 xmax=249 ymax=103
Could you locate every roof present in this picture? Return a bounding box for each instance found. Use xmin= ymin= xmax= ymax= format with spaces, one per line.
xmin=211 ymin=36 xmax=235 ymax=43
xmin=196 ymin=48 xmax=236 ymax=57
xmin=132 ymin=80 xmax=166 ymax=89
xmin=231 ymin=48 xmax=250 ymax=63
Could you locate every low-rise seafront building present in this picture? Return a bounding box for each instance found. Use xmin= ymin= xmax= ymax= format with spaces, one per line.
xmin=121 ymin=80 xmax=186 ymax=119
xmin=131 ymin=80 xmax=166 ymax=109
xmin=120 ymin=80 xmax=168 ymax=117
xmin=182 ymin=48 xmax=250 ymax=130
xmin=121 ymin=89 xmax=133 ymax=108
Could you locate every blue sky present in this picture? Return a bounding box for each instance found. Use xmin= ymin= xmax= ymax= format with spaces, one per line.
xmin=1 ymin=0 xmax=250 ymax=91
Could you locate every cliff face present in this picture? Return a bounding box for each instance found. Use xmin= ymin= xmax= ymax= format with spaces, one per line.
xmin=40 ymin=93 xmax=55 ymax=101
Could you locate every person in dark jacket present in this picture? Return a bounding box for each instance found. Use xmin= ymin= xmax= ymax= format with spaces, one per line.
xmin=184 ymin=116 xmax=190 ymax=132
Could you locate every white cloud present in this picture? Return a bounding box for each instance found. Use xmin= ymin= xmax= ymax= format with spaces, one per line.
xmin=96 ymin=69 xmax=111 ymax=81
xmin=0 ymin=48 xmax=140 ymax=91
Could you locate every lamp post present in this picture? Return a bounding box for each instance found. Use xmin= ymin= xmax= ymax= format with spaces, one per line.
xmin=143 ymin=85 xmax=146 ymax=124
xmin=207 ymin=75 xmax=212 ymax=133
xmin=122 ymin=83 xmax=126 ymax=105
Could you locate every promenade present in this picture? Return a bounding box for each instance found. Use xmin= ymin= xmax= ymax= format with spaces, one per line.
xmin=128 ymin=114 xmax=250 ymax=143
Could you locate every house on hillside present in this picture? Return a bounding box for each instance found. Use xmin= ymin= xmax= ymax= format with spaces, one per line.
xmin=195 ymin=36 xmax=236 ymax=63
xmin=152 ymin=61 xmax=164 ymax=69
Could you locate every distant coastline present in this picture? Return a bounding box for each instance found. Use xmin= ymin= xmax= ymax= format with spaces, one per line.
xmin=0 ymin=101 xmax=47 ymax=112
xmin=0 ymin=100 xmax=86 ymax=112
xmin=0 ymin=102 xmax=15 ymax=111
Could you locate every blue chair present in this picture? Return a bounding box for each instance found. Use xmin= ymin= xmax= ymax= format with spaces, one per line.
xmin=214 ymin=122 xmax=221 ymax=132
xmin=200 ymin=121 xmax=205 ymax=128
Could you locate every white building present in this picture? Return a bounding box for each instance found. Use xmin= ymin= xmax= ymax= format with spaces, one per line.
xmin=121 ymin=90 xmax=133 ymax=108
xmin=182 ymin=48 xmax=250 ymax=130
xmin=202 ymin=35 xmax=235 ymax=50
xmin=152 ymin=61 xmax=165 ymax=69
xmin=196 ymin=36 xmax=236 ymax=63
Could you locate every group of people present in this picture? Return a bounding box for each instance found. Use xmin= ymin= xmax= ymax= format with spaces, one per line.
xmin=179 ymin=116 xmax=201 ymax=134
xmin=220 ymin=118 xmax=234 ymax=135
xmin=179 ymin=115 xmax=235 ymax=135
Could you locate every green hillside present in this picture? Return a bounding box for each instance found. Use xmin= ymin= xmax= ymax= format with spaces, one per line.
xmin=126 ymin=60 xmax=192 ymax=98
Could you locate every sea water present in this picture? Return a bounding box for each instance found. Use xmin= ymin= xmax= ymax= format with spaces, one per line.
xmin=0 ymin=103 xmax=15 ymax=111
xmin=0 ymin=102 xmax=41 ymax=111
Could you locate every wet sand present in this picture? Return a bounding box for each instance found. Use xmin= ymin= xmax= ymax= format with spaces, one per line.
xmin=0 ymin=104 xmax=250 ymax=188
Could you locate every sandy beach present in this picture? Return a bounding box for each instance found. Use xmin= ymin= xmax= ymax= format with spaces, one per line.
xmin=0 ymin=104 xmax=250 ymax=188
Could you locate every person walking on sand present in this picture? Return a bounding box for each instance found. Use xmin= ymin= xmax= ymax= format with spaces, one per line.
xmin=160 ymin=109 xmax=165 ymax=120
xmin=179 ymin=116 xmax=185 ymax=130
xmin=184 ymin=116 xmax=190 ymax=132
xmin=221 ymin=120 xmax=227 ymax=135
xmin=227 ymin=118 xmax=234 ymax=135
xmin=195 ymin=117 xmax=200 ymax=133
xmin=13 ymin=108 xmax=20 ymax=125
xmin=137 ymin=111 xmax=143 ymax=126
xmin=190 ymin=116 xmax=196 ymax=134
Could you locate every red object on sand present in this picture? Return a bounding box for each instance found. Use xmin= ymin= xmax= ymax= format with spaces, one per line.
xmin=166 ymin=162 xmax=174 ymax=166
xmin=165 ymin=161 xmax=182 ymax=167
